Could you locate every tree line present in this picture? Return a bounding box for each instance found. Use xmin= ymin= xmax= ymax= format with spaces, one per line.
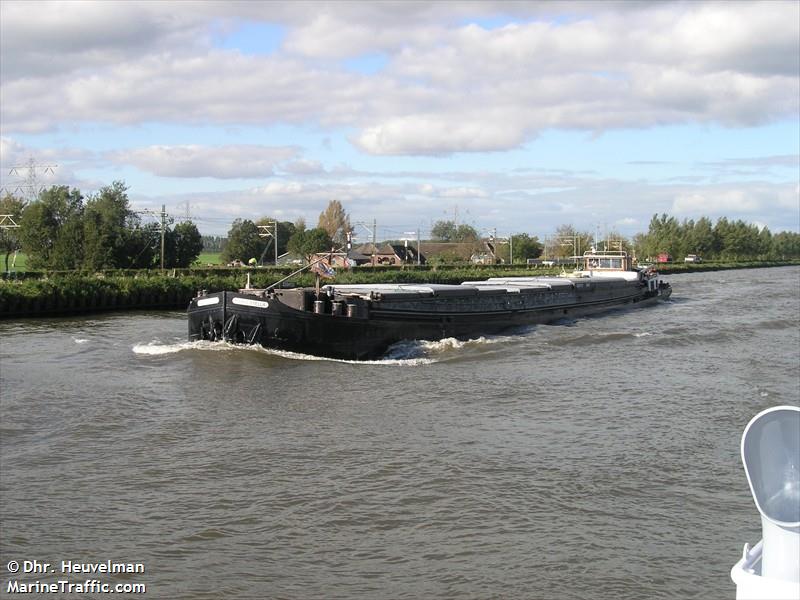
xmin=221 ymin=209 xmax=800 ymax=266
xmin=220 ymin=199 xmax=351 ymax=264
xmin=0 ymin=182 xmax=203 ymax=271
xmin=633 ymin=214 xmax=800 ymax=261
xmin=5 ymin=184 xmax=797 ymax=273
xmin=220 ymin=209 xmax=548 ymax=265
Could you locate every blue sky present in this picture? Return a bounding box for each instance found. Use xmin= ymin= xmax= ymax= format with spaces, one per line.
xmin=1 ymin=1 xmax=798 ymax=239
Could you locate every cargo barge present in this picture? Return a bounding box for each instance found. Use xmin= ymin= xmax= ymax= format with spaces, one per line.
xmin=187 ymin=250 xmax=671 ymax=360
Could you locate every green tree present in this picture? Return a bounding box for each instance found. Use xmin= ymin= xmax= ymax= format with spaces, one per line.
xmin=510 ymin=233 xmax=543 ymax=262
xmin=19 ymin=185 xmax=85 ymax=269
xmin=201 ymin=235 xmax=225 ymax=252
xmin=547 ymin=225 xmax=592 ymax=258
xmin=715 ymin=218 xmax=761 ymax=260
xmin=686 ymin=217 xmax=716 ymax=257
xmin=0 ymin=194 xmax=26 ymax=271
xmin=772 ymin=231 xmax=800 ymax=259
xmin=221 ymin=219 xmax=264 ymax=263
xmin=317 ymin=200 xmax=351 ymax=245
xmin=82 ymin=181 xmax=139 ymax=270
xmin=431 ymin=220 xmax=479 ymax=242
xmin=287 ymin=227 xmax=333 ymax=262
xmin=126 ymin=223 xmax=160 ymax=269
xmin=757 ymin=226 xmax=772 ymax=259
xmin=456 ymin=224 xmax=479 ymax=242
xmin=641 ymin=214 xmax=680 ymax=259
xmin=431 ymin=220 xmax=458 ymax=241
xmin=169 ymin=221 xmax=204 ymax=267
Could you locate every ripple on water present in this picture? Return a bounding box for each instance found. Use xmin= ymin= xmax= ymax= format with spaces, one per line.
xmin=2 ymin=268 xmax=798 ymax=600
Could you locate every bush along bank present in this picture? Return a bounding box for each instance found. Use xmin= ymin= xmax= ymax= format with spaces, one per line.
xmin=1 ymin=260 xmax=798 ymax=318
xmin=0 ymin=276 xmax=193 ymax=317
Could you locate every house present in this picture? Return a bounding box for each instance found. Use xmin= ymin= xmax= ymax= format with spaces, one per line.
xmin=352 ymin=243 xmax=380 ymax=266
xmin=470 ymin=240 xmax=501 ymax=264
xmin=310 ymin=249 xmax=372 ymax=268
xmin=373 ymin=244 xmax=426 ymax=265
xmin=350 ymin=239 xmax=503 ymax=266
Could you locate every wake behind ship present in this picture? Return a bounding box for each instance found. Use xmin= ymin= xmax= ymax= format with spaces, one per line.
xmin=188 ymin=250 xmax=671 ymax=360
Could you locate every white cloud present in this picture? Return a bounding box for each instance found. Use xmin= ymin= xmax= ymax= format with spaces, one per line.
xmin=354 ymin=114 xmax=527 ymax=155
xmin=126 ymin=169 xmax=798 ymax=238
xmin=0 ymin=137 xmax=26 ymax=164
xmin=1 ymin=2 xmax=797 ymax=239
xmin=109 ymin=144 xmax=299 ymax=178
xmin=1 ymin=1 xmax=796 ymax=153
xmin=672 ymin=188 xmax=770 ymax=215
xmin=0 ymin=1 xmax=210 ymax=79
xmin=280 ymin=159 xmax=324 ymax=175
xmin=438 ymin=186 xmax=489 ymax=199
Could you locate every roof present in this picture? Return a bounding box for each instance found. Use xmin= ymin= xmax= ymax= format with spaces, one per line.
xmin=372 ymin=243 xmax=427 ymax=264
xmin=354 ymin=243 xmax=379 ymax=255
xmin=417 ymin=241 xmax=485 ymax=260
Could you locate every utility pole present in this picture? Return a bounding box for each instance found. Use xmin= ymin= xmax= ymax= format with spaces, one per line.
xmin=353 ymin=220 xmax=378 ymax=266
xmin=135 ymin=206 xmax=171 ymax=270
xmin=417 ymin=228 xmax=421 ymax=265
xmin=403 ymin=231 xmax=419 ymax=265
xmin=160 ymin=204 xmax=166 ymax=270
xmin=257 ymin=222 xmax=278 ymax=265
xmin=509 ymin=233 xmax=513 ymax=265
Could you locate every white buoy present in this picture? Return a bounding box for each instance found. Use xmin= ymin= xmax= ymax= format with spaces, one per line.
xmin=731 ymin=405 xmax=800 ymax=600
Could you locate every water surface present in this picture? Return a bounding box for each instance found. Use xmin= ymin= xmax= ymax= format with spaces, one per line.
xmin=1 ymin=267 xmax=798 ymax=599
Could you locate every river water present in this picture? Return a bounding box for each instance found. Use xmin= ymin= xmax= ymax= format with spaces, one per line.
xmin=1 ymin=267 xmax=798 ymax=599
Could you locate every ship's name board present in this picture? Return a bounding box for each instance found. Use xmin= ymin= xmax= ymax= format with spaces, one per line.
xmin=232 ymin=297 xmax=270 ymax=309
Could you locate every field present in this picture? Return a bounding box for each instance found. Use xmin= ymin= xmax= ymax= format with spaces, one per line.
xmin=195 ymin=252 xmax=223 ymax=266
xmin=6 ymin=252 xmax=222 ymax=271
xmin=2 ymin=251 xmax=26 ymax=271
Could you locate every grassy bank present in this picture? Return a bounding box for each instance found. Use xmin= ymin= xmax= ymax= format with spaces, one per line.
xmin=195 ymin=252 xmax=223 ymax=266
xmin=1 ymin=260 xmax=798 ymax=318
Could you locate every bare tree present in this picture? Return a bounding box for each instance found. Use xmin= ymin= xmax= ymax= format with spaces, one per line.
xmin=317 ymin=200 xmax=351 ymax=245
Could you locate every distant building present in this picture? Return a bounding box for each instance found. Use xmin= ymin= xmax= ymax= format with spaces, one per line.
xmin=311 ymin=250 xmax=372 ymax=268
xmin=350 ymin=239 xmax=505 ymax=266
xmin=373 ymin=244 xmax=426 ymax=265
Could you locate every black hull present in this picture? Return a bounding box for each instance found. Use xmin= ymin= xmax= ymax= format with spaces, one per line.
xmin=188 ymin=283 xmax=671 ymax=360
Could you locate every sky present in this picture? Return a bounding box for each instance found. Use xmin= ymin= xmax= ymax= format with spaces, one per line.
xmin=1 ymin=0 xmax=798 ymax=241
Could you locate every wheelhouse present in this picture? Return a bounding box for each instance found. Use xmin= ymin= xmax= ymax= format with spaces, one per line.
xmin=582 ymin=250 xmax=631 ymax=271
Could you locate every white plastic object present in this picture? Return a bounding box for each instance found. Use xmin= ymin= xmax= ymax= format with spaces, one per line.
xmin=741 ymin=405 xmax=800 ymax=580
xmin=731 ymin=540 xmax=800 ymax=600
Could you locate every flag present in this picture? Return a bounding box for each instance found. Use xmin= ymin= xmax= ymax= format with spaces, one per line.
xmin=311 ymin=260 xmax=336 ymax=279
